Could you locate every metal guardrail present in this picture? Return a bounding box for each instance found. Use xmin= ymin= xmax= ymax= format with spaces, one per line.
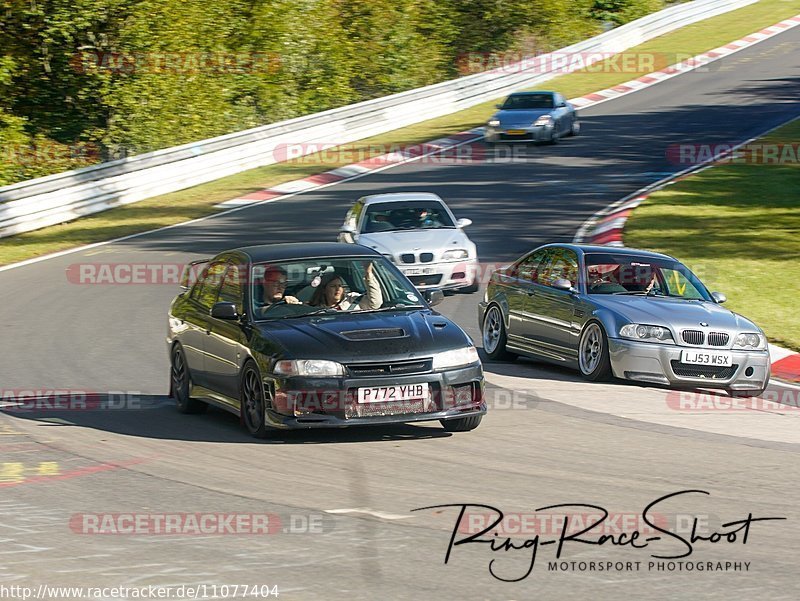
xmin=0 ymin=0 xmax=756 ymax=238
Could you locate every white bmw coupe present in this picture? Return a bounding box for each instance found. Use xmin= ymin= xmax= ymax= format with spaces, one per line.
xmin=337 ymin=192 xmax=479 ymax=293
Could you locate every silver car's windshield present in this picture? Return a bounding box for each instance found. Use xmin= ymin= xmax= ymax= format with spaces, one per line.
xmin=361 ymin=201 xmax=455 ymax=233
xmin=501 ymin=94 xmax=555 ymax=109
xmin=584 ymin=253 xmax=713 ymax=301
xmin=251 ymin=256 xmax=424 ymax=320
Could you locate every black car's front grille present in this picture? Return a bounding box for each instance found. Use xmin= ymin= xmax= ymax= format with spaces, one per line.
xmin=671 ymin=361 xmax=737 ymax=379
xmin=345 ymin=397 xmax=433 ymax=418
xmin=420 ymin=253 xmax=434 ymax=263
xmin=340 ymin=328 xmax=406 ymax=341
xmin=707 ymin=332 xmax=729 ymax=347
xmin=346 ymin=358 xmax=432 ymax=377
xmin=400 ymin=253 xmax=415 ymax=264
xmin=681 ymin=330 xmax=705 ymax=345
xmin=408 ymin=274 xmax=442 ymax=286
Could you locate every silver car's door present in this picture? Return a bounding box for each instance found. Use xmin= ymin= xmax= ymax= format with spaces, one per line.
xmin=505 ymin=249 xmax=548 ymax=350
xmin=530 ymin=248 xmax=581 ymax=360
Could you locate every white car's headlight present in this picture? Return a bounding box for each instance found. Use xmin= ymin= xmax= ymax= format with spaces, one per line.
xmin=432 ymin=346 xmax=480 ymax=370
xmin=533 ymin=115 xmax=553 ymax=126
xmin=619 ymin=324 xmax=674 ymax=343
xmin=488 ymin=119 xmax=500 ymax=127
xmin=273 ymin=359 xmax=344 ymax=377
xmin=733 ymin=332 xmax=766 ymax=350
xmin=443 ymin=249 xmax=469 ymax=260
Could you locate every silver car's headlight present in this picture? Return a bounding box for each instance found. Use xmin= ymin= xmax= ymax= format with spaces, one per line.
xmin=488 ymin=119 xmax=500 ymax=127
xmin=443 ymin=249 xmax=469 ymax=260
xmin=273 ymin=360 xmax=345 ymax=377
xmin=733 ymin=332 xmax=766 ymax=350
xmin=432 ymin=346 xmax=480 ymax=370
xmin=533 ymin=115 xmax=553 ymax=126
xmin=619 ymin=324 xmax=674 ymax=343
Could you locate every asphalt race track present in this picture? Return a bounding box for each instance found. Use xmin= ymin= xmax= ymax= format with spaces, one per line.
xmin=1 ymin=25 xmax=799 ymax=601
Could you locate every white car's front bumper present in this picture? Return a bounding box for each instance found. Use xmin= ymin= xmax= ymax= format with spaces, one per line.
xmin=398 ymin=258 xmax=478 ymax=291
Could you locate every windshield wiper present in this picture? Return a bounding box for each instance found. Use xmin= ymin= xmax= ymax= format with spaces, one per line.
xmin=365 ymin=303 xmax=426 ymax=312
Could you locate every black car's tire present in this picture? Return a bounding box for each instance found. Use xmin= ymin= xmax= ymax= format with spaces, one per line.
xmin=548 ymin=126 xmax=560 ymax=145
xmin=482 ymin=305 xmax=516 ymax=361
xmin=440 ymin=414 xmax=483 ymax=432
xmin=578 ymin=321 xmax=612 ymax=381
xmin=240 ymin=361 xmax=273 ymax=439
xmin=568 ymin=118 xmax=580 ymax=136
xmin=171 ymin=345 xmax=207 ymax=414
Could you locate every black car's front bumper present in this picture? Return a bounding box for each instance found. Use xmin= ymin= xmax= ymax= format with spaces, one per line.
xmin=263 ymin=363 xmax=485 ymax=429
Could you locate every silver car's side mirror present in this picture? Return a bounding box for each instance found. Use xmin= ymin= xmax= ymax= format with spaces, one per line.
xmin=711 ymin=291 xmax=727 ymax=304
xmin=552 ymin=278 xmax=574 ymax=292
xmin=456 ymin=218 xmax=472 ymax=228
xmin=338 ymin=227 xmax=356 ymax=243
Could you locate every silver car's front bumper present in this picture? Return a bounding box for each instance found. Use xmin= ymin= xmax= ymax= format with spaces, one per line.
xmin=608 ymin=338 xmax=770 ymax=391
xmin=485 ymin=125 xmax=553 ymax=142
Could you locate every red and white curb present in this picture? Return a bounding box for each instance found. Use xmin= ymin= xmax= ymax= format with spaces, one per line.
xmin=570 ymin=14 xmax=800 ymax=109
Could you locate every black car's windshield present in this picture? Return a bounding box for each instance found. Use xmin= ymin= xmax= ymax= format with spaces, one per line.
xmin=501 ymin=93 xmax=555 ymax=110
xmin=361 ymin=200 xmax=455 ymax=233
xmin=584 ymin=253 xmax=712 ymax=301
xmin=252 ymin=256 xmax=425 ymax=320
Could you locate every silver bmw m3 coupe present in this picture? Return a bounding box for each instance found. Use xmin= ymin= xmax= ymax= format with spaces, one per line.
xmin=478 ymin=244 xmax=770 ymax=397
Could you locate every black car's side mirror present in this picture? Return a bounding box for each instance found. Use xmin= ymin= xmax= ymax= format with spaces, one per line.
xmin=211 ymin=302 xmax=239 ymax=320
xmin=423 ymin=288 xmax=445 ymax=307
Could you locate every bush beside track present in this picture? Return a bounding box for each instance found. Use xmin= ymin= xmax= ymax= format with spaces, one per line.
xmin=1 ymin=0 xmax=799 ymax=267
xmin=624 ymin=118 xmax=800 ymax=352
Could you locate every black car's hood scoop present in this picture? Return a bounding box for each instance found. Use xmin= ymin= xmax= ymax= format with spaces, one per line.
xmin=339 ymin=328 xmax=406 ymax=341
xmin=256 ymin=310 xmax=470 ymax=361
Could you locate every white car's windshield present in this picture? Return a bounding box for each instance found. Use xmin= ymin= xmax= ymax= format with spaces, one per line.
xmin=585 ymin=253 xmax=712 ymax=301
xmin=251 ymin=256 xmax=424 ymax=320
xmin=361 ymin=201 xmax=455 ymax=233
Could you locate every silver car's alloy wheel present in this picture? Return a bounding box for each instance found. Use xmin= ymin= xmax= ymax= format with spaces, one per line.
xmin=579 ymin=322 xmax=603 ymax=375
xmin=483 ymin=306 xmax=503 ymax=354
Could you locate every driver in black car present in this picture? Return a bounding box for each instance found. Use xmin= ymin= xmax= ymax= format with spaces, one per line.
xmin=260 ymin=266 xmax=301 ymax=307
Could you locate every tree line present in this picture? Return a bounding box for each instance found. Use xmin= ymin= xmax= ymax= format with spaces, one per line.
xmin=0 ymin=0 xmax=664 ymax=186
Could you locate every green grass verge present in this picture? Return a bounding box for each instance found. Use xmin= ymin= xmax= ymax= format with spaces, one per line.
xmin=1 ymin=0 xmax=797 ymax=267
xmin=624 ymin=118 xmax=800 ymax=351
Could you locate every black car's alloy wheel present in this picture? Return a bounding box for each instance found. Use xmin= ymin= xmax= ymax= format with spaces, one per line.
xmin=578 ymin=321 xmax=612 ymax=381
xmin=171 ymin=345 xmax=207 ymax=414
xmin=569 ymin=118 xmax=580 ymax=136
xmin=241 ymin=362 xmax=271 ymax=439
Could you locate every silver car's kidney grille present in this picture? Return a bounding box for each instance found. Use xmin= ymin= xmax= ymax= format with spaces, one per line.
xmin=707 ymin=332 xmax=729 ymax=347
xmin=420 ymin=253 xmax=434 ymax=263
xmin=400 ymin=253 xmax=415 ymax=264
xmin=681 ymin=330 xmax=705 ymax=345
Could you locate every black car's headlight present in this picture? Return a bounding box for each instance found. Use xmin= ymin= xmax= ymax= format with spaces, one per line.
xmin=619 ymin=324 xmax=674 ymax=344
xmin=733 ymin=332 xmax=766 ymax=350
xmin=533 ymin=115 xmax=553 ymax=127
xmin=432 ymin=346 xmax=480 ymax=370
xmin=273 ymin=360 xmax=345 ymax=377
xmin=488 ymin=119 xmax=500 ymax=127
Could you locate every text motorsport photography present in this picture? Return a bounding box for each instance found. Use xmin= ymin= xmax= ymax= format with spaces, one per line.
xmin=412 ymin=490 xmax=785 ymax=581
